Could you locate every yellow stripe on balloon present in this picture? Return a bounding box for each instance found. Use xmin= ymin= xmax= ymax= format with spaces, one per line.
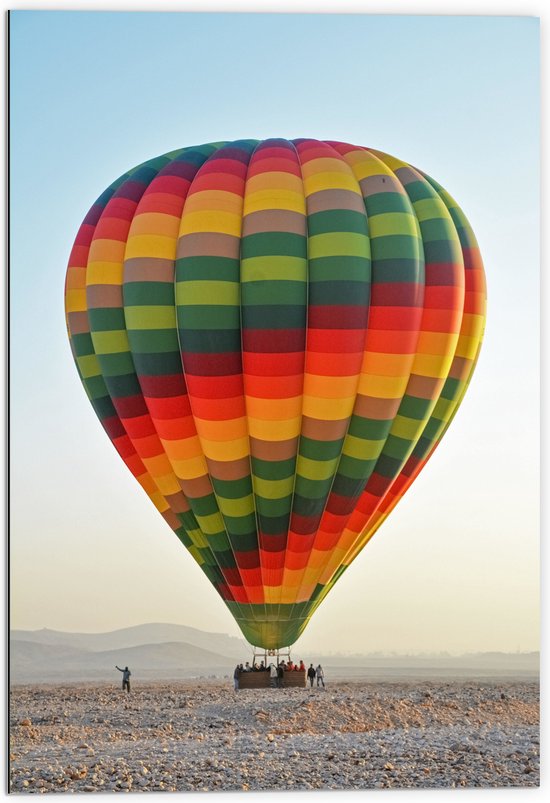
xmin=296 ymin=456 xmax=339 ymax=482
xmin=124 ymin=234 xmax=176 ymax=261
xmin=341 ymin=435 xmax=387 ymax=461
xmin=254 ymin=476 xmax=294 ymax=500
xmin=308 ymin=231 xmax=369 ymax=259
xmin=303 ymin=171 xmax=359 ymax=196
xmin=247 ymin=416 xmax=301 ymax=441
xmin=169 ymin=457 xmax=209 ymax=480
xmin=413 ymin=351 xmax=456 ymax=378
xmin=199 ymin=437 xmax=249 ymax=462
xmin=243 ymin=189 xmax=305 ymax=214
xmin=179 ymin=211 xmax=241 ymax=237
xmin=65 ymin=289 xmax=87 ymax=313
xmin=302 ymin=394 xmax=357 ymax=420
xmin=357 ymin=372 xmax=411 ymax=398
xmin=241 ymin=256 xmax=305 ymax=281
xmin=86 ymin=261 xmax=124 ymax=285
xmin=183 ymin=189 xmax=241 ymax=212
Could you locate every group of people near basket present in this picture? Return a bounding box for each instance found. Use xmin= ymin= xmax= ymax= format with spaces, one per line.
xmin=233 ymin=660 xmax=325 ymax=689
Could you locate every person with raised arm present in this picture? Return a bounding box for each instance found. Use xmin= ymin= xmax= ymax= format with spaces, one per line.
xmin=115 ymin=665 xmax=131 ymax=693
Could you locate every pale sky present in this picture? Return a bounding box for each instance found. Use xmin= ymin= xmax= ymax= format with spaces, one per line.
xmin=9 ymin=9 xmax=539 ymax=654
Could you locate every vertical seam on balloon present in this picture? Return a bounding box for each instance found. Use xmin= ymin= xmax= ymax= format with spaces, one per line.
xmin=333 ymin=150 xmax=428 ymax=547
xmin=174 ymin=141 xmax=253 ymax=613
xmin=174 ymin=142 xmax=250 ymax=605
xmin=273 ymin=138 xmax=309 ymax=643
xmin=67 ymin=162 xmax=229 ymax=608
xmin=227 ymin=138 xmax=267 ymax=635
xmin=240 ymin=138 xmax=305 ymax=638
xmin=284 ymin=141 xmax=372 ymax=630
xmin=321 ymin=155 xmax=468 ymax=587
xmin=171 ymin=143 xmax=255 ymax=621
xmin=238 ymin=139 xmax=270 ymax=630
xmin=306 ymin=147 xmax=425 ymax=610
xmin=85 ymin=154 xmax=229 ymax=604
xmin=291 ymin=145 xmax=421 ymax=605
xmin=287 ymin=140 xmax=373 ymax=623
xmin=172 ymin=145 xmax=250 ymax=607
xmin=416 ymin=169 xmax=487 ymax=425
xmin=164 ymin=145 xmax=242 ymax=603
xmin=174 ymin=140 xmax=262 ymax=626
xmin=401 ymin=171 xmax=486 ymax=488
xmin=354 ymin=153 xmax=464 ymax=528
xmin=241 ymin=139 xmax=274 ymax=629
xmin=123 ymin=144 xmax=250 ymax=620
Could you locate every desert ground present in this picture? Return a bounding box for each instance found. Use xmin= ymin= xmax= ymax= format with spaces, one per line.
xmin=9 ymin=679 xmax=539 ymax=792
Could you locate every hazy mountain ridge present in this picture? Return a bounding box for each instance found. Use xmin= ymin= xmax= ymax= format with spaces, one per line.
xmin=10 ymin=642 xmax=237 ymax=684
xmin=11 ymin=622 xmax=246 ymax=658
xmin=10 ymin=624 xmax=539 ymax=684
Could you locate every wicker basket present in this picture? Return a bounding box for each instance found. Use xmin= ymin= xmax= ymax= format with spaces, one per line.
xmin=237 ymin=670 xmax=306 ymax=689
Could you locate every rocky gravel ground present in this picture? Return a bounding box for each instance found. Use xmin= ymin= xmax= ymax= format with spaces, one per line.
xmin=9 ymin=680 xmax=539 ymax=792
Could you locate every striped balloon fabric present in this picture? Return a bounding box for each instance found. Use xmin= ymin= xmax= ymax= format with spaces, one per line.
xmin=64 ymin=139 xmax=486 ymax=649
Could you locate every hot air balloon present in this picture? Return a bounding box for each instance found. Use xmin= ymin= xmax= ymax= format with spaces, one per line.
xmin=64 ymin=138 xmax=486 ymax=650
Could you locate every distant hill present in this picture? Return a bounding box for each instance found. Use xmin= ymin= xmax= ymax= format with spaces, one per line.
xmin=11 ymin=622 xmax=246 ymax=658
xmin=9 ymin=623 xmax=539 ymax=684
xmin=10 ymin=623 xmax=250 ymax=683
xmin=10 ymin=639 xmax=237 ymax=683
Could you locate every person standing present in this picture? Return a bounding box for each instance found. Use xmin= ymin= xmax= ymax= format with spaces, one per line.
xmin=233 ymin=664 xmax=240 ymax=691
xmin=307 ymin=664 xmax=316 ymax=688
xmin=116 ymin=665 xmax=131 ymax=693
xmin=316 ymin=664 xmax=325 ymax=688
xmin=277 ymin=662 xmax=285 ymax=688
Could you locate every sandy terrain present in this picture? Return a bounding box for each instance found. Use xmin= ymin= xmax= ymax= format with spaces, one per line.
xmin=9 ymin=679 xmax=539 ymax=792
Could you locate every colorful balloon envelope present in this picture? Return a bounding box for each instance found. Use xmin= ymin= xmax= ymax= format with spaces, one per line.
xmin=64 ymin=138 xmax=486 ymax=649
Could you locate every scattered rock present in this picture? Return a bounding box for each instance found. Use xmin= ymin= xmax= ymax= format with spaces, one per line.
xmin=8 ymin=679 xmax=539 ymax=791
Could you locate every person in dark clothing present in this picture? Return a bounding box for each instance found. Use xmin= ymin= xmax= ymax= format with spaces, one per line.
xmin=116 ymin=665 xmax=131 ymax=692
xmin=307 ymin=664 xmax=316 ymax=688
xmin=277 ymin=663 xmax=285 ymax=688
